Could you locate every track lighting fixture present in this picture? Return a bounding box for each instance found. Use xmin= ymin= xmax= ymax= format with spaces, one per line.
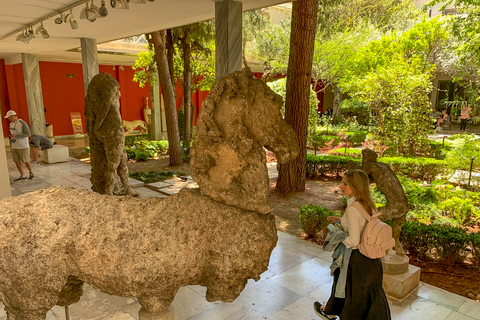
xmin=35 ymin=23 xmax=50 ymax=39
xmin=99 ymin=0 xmax=108 ymax=17
xmin=54 ymin=14 xmax=64 ymax=25
xmin=3 ymin=0 xmax=158 ymax=43
xmin=110 ymin=0 xmax=129 ymax=9
xmin=65 ymin=9 xmax=79 ymax=30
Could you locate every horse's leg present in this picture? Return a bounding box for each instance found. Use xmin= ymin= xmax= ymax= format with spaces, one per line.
xmin=392 ymin=216 xmax=406 ymax=256
xmin=2 ymin=288 xmax=59 ymax=320
xmin=137 ymin=287 xmax=178 ymax=313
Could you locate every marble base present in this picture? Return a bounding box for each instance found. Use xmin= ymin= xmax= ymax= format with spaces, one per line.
xmin=383 ymin=264 xmax=421 ymax=301
xmin=39 ymin=145 xmax=70 ymax=163
xmin=381 ymin=250 xmax=410 ymax=274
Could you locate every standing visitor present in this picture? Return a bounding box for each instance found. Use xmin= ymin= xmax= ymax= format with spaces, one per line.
xmin=5 ymin=110 xmax=34 ymax=181
xmin=460 ymin=105 xmax=472 ymax=132
xmin=313 ymin=169 xmax=391 ymax=320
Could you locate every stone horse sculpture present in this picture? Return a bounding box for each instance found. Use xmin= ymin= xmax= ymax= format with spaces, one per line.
xmin=0 ymin=68 xmax=299 ymax=320
xmin=360 ymin=148 xmax=409 ymax=255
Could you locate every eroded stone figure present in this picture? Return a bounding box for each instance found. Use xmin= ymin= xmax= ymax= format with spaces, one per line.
xmin=191 ymin=68 xmax=299 ymax=214
xmin=84 ymin=72 xmax=138 ymax=196
xmin=360 ymin=148 xmax=409 ymax=255
xmin=0 ymin=69 xmax=299 ymax=320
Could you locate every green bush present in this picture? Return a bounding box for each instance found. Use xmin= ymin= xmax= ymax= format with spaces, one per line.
xmin=299 ymin=205 xmax=340 ymax=238
xmin=313 ymin=135 xmax=341 ymax=148
xmin=125 ymin=134 xmax=150 ymax=146
xmin=469 ymin=232 xmax=480 ymax=270
xmin=306 ymin=155 xmax=361 ymax=178
xmin=401 ymin=221 xmax=478 ymax=267
xmin=400 ymin=221 xmax=433 ymax=259
xmin=328 ymin=148 xmax=362 ymax=157
xmin=431 ymin=225 xmax=470 ymax=266
xmin=437 ymin=197 xmax=477 ymax=226
xmin=378 ymin=157 xmax=450 ymax=182
xmin=125 ymin=140 xmax=169 ymax=161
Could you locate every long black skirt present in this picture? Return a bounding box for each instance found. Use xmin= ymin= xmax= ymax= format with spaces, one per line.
xmin=324 ymin=249 xmax=391 ymax=320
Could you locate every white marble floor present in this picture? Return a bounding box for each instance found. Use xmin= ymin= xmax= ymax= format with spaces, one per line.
xmin=4 ymin=147 xmax=480 ymax=320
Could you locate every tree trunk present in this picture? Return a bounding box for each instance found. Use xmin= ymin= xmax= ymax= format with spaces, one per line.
xmin=332 ymin=85 xmax=343 ymax=123
xmin=182 ymin=34 xmax=192 ymax=155
xmin=276 ymin=0 xmax=318 ymax=193
xmin=151 ymin=30 xmax=182 ymax=166
xmin=166 ymin=29 xmax=175 ymax=90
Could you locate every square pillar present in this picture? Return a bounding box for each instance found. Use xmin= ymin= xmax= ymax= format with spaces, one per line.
xmin=81 ymin=38 xmax=99 ymax=96
xmin=21 ymin=53 xmax=46 ymax=136
xmin=215 ymin=0 xmax=242 ymax=81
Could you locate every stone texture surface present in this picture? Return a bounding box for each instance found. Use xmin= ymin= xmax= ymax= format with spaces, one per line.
xmin=383 ymin=264 xmax=421 ymax=301
xmin=0 ymin=186 xmax=277 ymax=319
xmin=381 ymin=250 xmax=410 ymax=275
xmin=360 ymin=148 xmax=409 ymax=255
xmin=191 ymin=69 xmax=299 ymax=214
xmin=39 ymin=145 xmax=69 ymax=164
xmin=84 ymin=73 xmax=138 ymax=196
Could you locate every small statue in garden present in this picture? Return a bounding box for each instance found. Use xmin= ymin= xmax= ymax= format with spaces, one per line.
xmin=85 ymin=73 xmax=138 ymax=196
xmin=360 ymin=148 xmax=409 ymax=255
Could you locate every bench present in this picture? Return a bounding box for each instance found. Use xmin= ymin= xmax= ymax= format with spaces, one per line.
xmin=39 ymin=145 xmax=70 ymax=163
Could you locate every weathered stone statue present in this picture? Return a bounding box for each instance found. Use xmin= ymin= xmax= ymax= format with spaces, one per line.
xmin=360 ymin=148 xmax=409 ymax=255
xmin=0 ymin=69 xmax=299 ymax=320
xmin=84 ymin=72 xmax=138 ymax=196
xmin=191 ymin=68 xmax=299 ymax=214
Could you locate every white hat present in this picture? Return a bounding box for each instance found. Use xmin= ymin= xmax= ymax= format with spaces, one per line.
xmin=4 ymin=110 xmax=17 ymax=118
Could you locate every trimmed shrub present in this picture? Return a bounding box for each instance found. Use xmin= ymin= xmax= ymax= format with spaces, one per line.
xmin=400 ymin=221 xmax=433 ymax=259
xmin=306 ymin=155 xmax=361 ymax=178
xmin=378 ymin=157 xmax=450 ymax=182
xmin=431 ymin=225 xmax=470 ymax=266
xmin=299 ymin=205 xmax=340 ymax=238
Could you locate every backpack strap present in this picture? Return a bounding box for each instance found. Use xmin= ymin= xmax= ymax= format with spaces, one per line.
xmin=349 ymin=201 xmax=380 ymax=221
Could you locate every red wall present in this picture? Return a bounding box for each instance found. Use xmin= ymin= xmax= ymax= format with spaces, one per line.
xmin=0 ymin=59 xmax=211 ymax=138
xmin=39 ymin=61 xmax=85 ymax=135
xmin=0 ymin=60 xmax=11 ymax=136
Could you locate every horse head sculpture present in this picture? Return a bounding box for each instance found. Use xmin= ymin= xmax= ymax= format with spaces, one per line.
xmin=191 ymin=68 xmax=299 ymax=214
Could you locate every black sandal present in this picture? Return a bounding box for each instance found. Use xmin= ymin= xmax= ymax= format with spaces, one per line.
xmin=313 ymin=301 xmax=338 ymax=320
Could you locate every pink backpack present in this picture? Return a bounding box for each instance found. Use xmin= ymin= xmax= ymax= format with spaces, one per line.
xmin=351 ymin=202 xmax=395 ymax=259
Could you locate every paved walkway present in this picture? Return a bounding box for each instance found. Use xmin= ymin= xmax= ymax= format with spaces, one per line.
xmin=4 ymin=143 xmax=480 ymax=320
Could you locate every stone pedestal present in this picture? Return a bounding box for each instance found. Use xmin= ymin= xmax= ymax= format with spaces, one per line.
xmin=382 ymin=251 xmax=421 ymax=301
xmin=39 ymin=145 xmax=70 ymax=163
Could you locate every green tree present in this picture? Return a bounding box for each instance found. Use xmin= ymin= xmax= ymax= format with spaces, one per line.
xmin=276 ymin=0 xmax=318 ymax=193
xmin=173 ymin=21 xmax=215 ymax=155
xmin=151 ymin=30 xmax=183 ymax=166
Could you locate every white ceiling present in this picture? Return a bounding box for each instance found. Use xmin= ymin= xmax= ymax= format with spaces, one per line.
xmin=0 ymin=0 xmax=291 ymax=65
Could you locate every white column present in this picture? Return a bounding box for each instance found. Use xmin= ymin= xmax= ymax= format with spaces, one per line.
xmin=0 ymin=118 xmax=12 ymax=199
xmin=215 ymin=0 xmax=242 ymax=81
xmin=22 ymin=53 xmax=46 ymax=136
xmin=81 ymin=38 xmax=99 ymax=96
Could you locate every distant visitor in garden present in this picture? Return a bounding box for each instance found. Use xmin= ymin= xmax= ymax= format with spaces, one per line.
xmin=460 ymin=105 xmax=472 ymax=131
xmin=313 ymin=170 xmax=391 ymax=320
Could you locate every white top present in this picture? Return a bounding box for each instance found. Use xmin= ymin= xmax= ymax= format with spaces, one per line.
xmin=9 ymin=119 xmax=30 ymax=149
xmin=341 ymin=197 xmax=368 ymax=249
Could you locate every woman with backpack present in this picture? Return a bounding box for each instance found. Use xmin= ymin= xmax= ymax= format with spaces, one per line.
xmin=313 ymin=169 xmax=392 ymax=320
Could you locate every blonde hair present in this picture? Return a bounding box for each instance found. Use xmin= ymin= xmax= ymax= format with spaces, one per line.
xmin=344 ymin=169 xmax=377 ymax=216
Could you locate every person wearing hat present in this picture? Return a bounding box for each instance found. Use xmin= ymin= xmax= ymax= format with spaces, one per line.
xmin=4 ymin=110 xmax=34 ymax=181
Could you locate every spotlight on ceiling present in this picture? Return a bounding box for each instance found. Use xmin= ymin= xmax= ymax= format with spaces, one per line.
xmin=99 ymin=0 xmax=108 ymax=16
xmin=35 ymin=23 xmax=50 ymax=39
xmin=64 ymin=10 xmax=79 ymax=29
xmin=54 ymin=13 xmax=64 ymax=25
xmin=110 ymin=0 xmax=129 ymax=9
xmin=80 ymin=1 xmax=98 ymax=22
xmin=16 ymin=29 xmax=34 ymax=44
